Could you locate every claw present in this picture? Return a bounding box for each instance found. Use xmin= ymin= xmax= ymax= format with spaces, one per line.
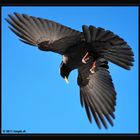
xmin=90 ymin=61 xmax=96 ymax=73
xmin=90 ymin=68 xmax=95 ymax=73
xmin=82 ymin=58 xmax=89 ymax=64
xmin=82 ymin=52 xmax=90 ymax=64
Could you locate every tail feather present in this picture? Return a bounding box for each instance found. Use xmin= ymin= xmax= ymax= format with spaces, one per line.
xmin=95 ymin=27 xmax=105 ymax=39
xmin=95 ymin=28 xmax=107 ymax=40
xmin=82 ymin=25 xmax=91 ymax=43
xmin=105 ymin=54 xmax=133 ymax=67
xmin=106 ymin=36 xmax=126 ymax=45
xmin=99 ymin=31 xmax=115 ymax=41
xmin=107 ymin=51 xmax=134 ymax=62
xmin=86 ymin=25 xmax=134 ymax=70
xmin=109 ymin=48 xmax=134 ymax=55
xmin=104 ymin=45 xmax=134 ymax=70
xmin=104 ymin=55 xmax=131 ymax=70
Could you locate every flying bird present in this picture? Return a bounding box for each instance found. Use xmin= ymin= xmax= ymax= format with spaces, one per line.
xmin=6 ymin=13 xmax=134 ymax=129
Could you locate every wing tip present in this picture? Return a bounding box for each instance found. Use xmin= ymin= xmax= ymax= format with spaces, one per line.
xmin=14 ymin=12 xmax=20 ymax=16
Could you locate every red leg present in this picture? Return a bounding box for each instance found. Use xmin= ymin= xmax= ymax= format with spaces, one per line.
xmin=90 ymin=61 xmax=96 ymax=73
xmin=82 ymin=52 xmax=90 ymax=64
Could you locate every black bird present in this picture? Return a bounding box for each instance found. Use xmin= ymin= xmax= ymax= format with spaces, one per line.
xmin=6 ymin=13 xmax=134 ymax=129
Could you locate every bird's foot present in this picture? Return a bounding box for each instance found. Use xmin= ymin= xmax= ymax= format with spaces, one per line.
xmin=90 ymin=61 xmax=96 ymax=73
xmin=82 ymin=52 xmax=90 ymax=64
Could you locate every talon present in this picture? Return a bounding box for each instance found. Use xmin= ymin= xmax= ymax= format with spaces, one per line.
xmin=82 ymin=59 xmax=86 ymax=64
xmin=90 ymin=68 xmax=95 ymax=73
xmin=90 ymin=61 xmax=96 ymax=73
xmin=82 ymin=58 xmax=89 ymax=64
xmin=82 ymin=52 xmax=90 ymax=64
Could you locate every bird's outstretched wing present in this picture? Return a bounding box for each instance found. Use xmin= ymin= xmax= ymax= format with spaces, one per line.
xmin=77 ymin=58 xmax=116 ymax=129
xmin=6 ymin=12 xmax=81 ymax=54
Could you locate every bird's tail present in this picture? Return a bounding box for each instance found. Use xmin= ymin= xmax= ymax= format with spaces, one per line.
xmin=82 ymin=25 xmax=134 ymax=70
xmin=103 ymin=45 xmax=134 ymax=70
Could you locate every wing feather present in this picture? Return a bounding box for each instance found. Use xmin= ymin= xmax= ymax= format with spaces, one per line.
xmin=6 ymin=12 xmax=81 ymax=54
xmin=77 ymin=58 xmax=116 ymax=129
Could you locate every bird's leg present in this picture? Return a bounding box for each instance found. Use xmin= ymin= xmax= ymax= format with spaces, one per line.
xmin=82 ymin=52 xmax=90 ymax=64
xmin=90 ymin=61 xmax=96 ymax=73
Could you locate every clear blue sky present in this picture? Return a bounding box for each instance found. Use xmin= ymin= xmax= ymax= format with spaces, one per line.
xmin=2 ymin=6 xmax=138 ymax=134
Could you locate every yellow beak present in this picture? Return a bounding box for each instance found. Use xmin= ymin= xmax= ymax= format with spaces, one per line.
xmin=64 ymin=76 xmax=69 ymax=84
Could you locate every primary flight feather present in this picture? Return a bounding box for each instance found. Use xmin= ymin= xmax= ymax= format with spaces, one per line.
xmin=6 ymin=12 xmax=134 ymax=129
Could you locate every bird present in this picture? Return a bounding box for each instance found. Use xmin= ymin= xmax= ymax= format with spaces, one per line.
xmin=5 ymin=12 xmax=134 ymax=129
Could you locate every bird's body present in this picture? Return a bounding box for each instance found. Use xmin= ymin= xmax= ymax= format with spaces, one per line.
xmin=6 ymin=13 xmax=134 ymax=129
xmin=63 ymin=43 xmax=88 ymax=69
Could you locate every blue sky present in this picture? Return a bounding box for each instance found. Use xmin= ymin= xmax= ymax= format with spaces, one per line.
xmin=2 ymin=6 xmax=138 ymax=134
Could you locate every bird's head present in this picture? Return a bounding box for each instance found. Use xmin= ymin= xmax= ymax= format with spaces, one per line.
xmin=60 ymin=62 xmax=71 ymax=84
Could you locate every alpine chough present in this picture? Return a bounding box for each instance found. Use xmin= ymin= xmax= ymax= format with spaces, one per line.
xmin=6 ymin=13 xmax=134 ymax=129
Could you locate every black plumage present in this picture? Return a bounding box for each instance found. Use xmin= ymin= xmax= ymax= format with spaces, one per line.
xmin=6 ymin=13 xmax=134 ymax=129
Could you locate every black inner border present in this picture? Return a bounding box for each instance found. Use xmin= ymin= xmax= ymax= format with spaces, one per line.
xmin=0 ymin=0 xmax=139 ymax=138
xmin=0 ymin=0 xmax=139 ymax=5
